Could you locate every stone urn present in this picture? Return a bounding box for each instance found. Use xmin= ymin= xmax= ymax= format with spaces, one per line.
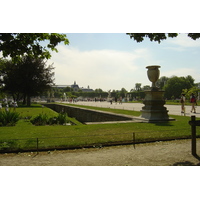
xmin=140 ymin=65 xmax=174 ymax=122
xmin=146 ymin=65 xmax=160 ymax=88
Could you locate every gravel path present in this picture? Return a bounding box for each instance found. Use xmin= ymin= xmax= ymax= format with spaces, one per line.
xmin=1 ymin=139 xmax=200 ymax=166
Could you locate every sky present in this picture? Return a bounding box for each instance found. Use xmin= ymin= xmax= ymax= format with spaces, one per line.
xmin=2 ymin=1 xmax=200 ymax=92
xmin=47 ymin=33 xmax=200 ymax=92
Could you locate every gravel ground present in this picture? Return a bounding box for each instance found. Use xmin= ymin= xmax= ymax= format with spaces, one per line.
xmin=1 ymin=139 xmax=200 ymax=166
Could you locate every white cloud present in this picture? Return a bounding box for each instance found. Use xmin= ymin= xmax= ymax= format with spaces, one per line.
xmin=48 ymin=46 xmax=151 ymax=91
xmin=162 ymin=67 xmax=200 ymax=83
xmin=168 ymin=33 xmax=200 ymax=48
xmin=162 ymin=68 xmax=195 ymax=77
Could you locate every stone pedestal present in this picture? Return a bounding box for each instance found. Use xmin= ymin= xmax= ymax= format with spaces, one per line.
xmin=140 ymin=89 xmax=174 ymax=122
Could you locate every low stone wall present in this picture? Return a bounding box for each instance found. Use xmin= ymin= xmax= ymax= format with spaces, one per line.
xmin=44 ymin=104 xmax=133 ymax=123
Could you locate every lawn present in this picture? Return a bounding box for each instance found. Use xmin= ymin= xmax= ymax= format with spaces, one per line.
xmin=0 ymin=103 xmax=199 ymax=152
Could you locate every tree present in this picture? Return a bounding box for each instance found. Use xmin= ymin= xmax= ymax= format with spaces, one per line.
xmin=135 ymin=83 xmax=142 ymax=91
xmin=63 ymin=87 xmax=72 ymax=92
xmin=126 ymin=33 xmax=200 ymax=43
xmin=95 ymin=88 xmax=103 ymax=93
xmin=0 ymin=33 xmax=69 ymax=62
xmin=163 ymin=76 xmax=195 ymax=99
xmin=142 ymin=85 xmax=151 ymax=91
xmin=156 ymin=76 xmax=169 ymax=89
xmin=182 ymin=86 xmax=200 ymax=100
xmin=119 ymin=88 xmax=127 ymax=98
xmin=1 ymin=56 xmax=55 ymax=106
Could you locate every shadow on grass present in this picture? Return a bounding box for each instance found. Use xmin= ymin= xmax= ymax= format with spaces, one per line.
xmin=18 ymin=105 xmax=42 ymax=108
xmin=152 ymin=122 xmax=174 ymax=127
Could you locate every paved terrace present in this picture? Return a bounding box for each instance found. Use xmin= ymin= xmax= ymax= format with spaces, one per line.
xmin=65 ymin=101 xmax=200 ymax=118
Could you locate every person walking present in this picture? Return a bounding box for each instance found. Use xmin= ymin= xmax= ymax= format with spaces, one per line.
xmin=119 ymin=96 xmax=122 ymax=104
xmin=190 ymin=93 xmax=197 ymax=113
xmin=13 ymin=101 xmax=18 ymax=111
xmin=115 ymin=97 xmax=118 ymax=104
xmin=180 ymin=93 xmax=186 ymax=114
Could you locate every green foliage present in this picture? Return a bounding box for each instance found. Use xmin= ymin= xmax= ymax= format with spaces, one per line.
xmin=0 ymin=110 xmax=20 ymax=126
xmin=163 ymin=75 xmax=195 ymax=99
xmin=48 ymin=112 xmax=69 ymax=125
xmin=0 ymin=33 xmax=69 ymax=61
xmin=182 ymin=87 xmax=200 ymax=100
xmin=0 ymin=140 xmax=17 ymax=151
xmin=30 ymin=113 xmax=49 ymax=126
xmin=129 ymin=91 xmax=145 ymax=100
xmin=135 ymin=83 xmax=142 ymax=91
xmin=56 ymin=112 xmax=69 ymax=125
xmin=1 ymin=56 xmax=55 ymax=105
xmin=30 ymin=112 xmax=69 ymax=126
xmin=126 ymin=33 xmax=200 ymax=43
xmin=118 ymin=88 xmax=128 ymax=98
xmin=156 ymin=76 xmax=169 ymax=90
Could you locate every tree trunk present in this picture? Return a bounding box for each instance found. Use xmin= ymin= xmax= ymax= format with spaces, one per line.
xmin=27 ymin=95 xmax=31 ymax=106
xmin=23 ymin=95 xmax=26 ymax=105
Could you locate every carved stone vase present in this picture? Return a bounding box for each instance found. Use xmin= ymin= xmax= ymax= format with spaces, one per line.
xmin=146 ymin=65 xmax=160 ymax=89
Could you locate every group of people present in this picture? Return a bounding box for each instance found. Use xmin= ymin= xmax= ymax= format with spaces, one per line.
xmin=0 ymin=101 xmax=18 ymax=111
xmin=180 ymin=93 xmax=197 ymax=114
xmin=110 ymin=97 xmax=123 ymax=105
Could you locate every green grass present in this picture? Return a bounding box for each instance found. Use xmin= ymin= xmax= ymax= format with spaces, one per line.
xmin=16 ymin=105 xmax=58 ymax=119
xmin=0 ymin=103 xmax=199 ymax=152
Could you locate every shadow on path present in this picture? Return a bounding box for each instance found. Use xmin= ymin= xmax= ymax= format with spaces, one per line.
xmin=173 ymin=154 xmax=200 ymax=166
xmin=172 ymin=161 xmax=200 ymax=166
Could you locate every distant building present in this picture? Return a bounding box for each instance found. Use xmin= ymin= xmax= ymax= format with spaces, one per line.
xmin=70 ymin=81 xmax=79 ymax=92
xmin=53 ymin=81 xmax=94 ymax=92
xmin=80 ymin=85 xmax=94 ymax=92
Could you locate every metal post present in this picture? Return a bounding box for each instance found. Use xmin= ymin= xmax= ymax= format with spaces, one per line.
xmin=191 ymin=116 xmax=197 ymax=156
xmin=36 ymin=138 xmax=39 ymax=154
xmin=133 ymin=132 xmax=135 ymax=149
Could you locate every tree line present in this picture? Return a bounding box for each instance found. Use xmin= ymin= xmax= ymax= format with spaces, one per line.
xmin=48 ymin=74 xmax=200 ymax=102
xmin=1 ymin=33 xmax=200 ymax=105
xmin=1 ymin=54 xmax=199 ymax=105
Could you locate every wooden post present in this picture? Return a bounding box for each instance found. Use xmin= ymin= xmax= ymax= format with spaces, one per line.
xmin=191 ymin=116 xmax=197 ymax=156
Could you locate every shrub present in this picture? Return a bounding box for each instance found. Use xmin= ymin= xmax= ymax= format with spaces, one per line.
xmin=48 ymin=117 xmax=58 ymax=125
xmin=0 ymin=110 xmax=20 ymax=126
xmin=56 ymin=112 xmax=69 ymax=125
xmin=0 ymin=140 xmax=18 ymax=151
xmin=30 ymin=112 xmax=70 ymax=126
xmin=30 ymin=113 xmax=49 ymax=126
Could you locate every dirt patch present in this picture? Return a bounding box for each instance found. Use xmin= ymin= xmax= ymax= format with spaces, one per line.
xmin=0 ymin=139 xmax=200 ymax=166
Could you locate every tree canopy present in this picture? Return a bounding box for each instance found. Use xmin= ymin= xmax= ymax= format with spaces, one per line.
xmin=1 ymin=56 xmax=54 ymax=106
xmin=0 ymin=33 xmax=69 ymax=61
xmin=126 ymin=33 xmax=200 ymax=43
xmin=163 ymin=75 xmax=195 ymax=99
